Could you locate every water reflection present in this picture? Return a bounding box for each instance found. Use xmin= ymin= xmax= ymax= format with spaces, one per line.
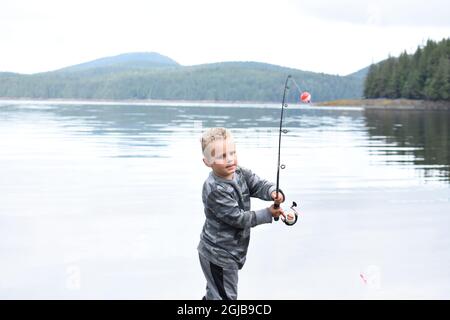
xmin=1 ymin=103 xmax=363 ymax=155
xmin=2 ymin=102 xmax=449 ymax=184
xmin=364 ymin=108 xmax=450 ymax=182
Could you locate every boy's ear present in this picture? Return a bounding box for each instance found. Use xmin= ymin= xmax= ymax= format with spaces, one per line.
xmin=203 ymin=157 xmax=212 ymax=167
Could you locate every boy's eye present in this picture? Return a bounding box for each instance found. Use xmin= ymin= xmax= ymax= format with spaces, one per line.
xmin=215 ymin=151 xmax=235 ymax=160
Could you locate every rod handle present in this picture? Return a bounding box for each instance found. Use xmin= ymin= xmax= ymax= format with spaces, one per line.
xmin=273 ymin=202 xmax=280 ymax=221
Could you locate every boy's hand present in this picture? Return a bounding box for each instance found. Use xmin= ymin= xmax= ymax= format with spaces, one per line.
xmin=269 ymin=204 xmax=286 ymax=219
xmin=271 ymin=191 xmax=285 ymax=204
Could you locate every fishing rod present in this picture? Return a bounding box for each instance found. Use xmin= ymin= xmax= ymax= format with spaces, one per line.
xmin=273 ymin=75 xmax=310 ymax=226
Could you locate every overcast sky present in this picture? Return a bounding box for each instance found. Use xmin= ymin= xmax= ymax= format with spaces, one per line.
xmin=1 ymin=0 xmax=449 ymax=75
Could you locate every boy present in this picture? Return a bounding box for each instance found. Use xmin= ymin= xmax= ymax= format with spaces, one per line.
xmin=198 ymin=127 xmax=285 ymax=300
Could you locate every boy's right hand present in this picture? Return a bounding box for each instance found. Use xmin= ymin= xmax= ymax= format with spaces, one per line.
xmin=269 ymin=205 xmax=286 ymax=219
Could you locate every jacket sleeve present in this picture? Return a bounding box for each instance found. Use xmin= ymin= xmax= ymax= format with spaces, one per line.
xmin=241 ymin=167 xmax=279 ymax=201
xmin=207 ymin=187 xmax=272 ymax=229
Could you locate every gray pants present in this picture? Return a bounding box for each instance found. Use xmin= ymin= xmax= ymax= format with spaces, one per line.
xmin=199 ymin=253 xmax=238 ymax=300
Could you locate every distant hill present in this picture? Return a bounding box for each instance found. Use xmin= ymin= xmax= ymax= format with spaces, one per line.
xmin=58 ymin=52 xmax=180 ymax=73
xmin=347 ymin=66 xmax=370 ymax=80
xmin=0 ymin=52 xmax=365 ymax=102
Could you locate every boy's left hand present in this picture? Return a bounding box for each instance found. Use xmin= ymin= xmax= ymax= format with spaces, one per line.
xmin=271 ymin=191 xmax=285 ymax=204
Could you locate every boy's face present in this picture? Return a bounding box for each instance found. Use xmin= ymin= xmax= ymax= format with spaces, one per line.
xmin=203 ymin=138 xmax=238 ymax=179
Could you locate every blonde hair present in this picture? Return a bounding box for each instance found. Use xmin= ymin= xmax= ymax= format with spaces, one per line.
xmin=201 ymin=127 xmax=233 ymax=159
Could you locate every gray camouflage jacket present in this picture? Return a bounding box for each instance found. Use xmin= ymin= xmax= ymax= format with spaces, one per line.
xmin=197 ymin=166 xmax=282 ymax=269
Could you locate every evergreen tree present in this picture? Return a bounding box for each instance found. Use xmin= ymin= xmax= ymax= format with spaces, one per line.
xmin=364 ymin=38 xmax=450 ymax=101
xmin=363 ymin=64 xmax=377 ymax=98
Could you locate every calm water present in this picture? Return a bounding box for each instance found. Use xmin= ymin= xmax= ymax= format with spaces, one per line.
xmin=0 ymin=101 xmax=449 ymax=299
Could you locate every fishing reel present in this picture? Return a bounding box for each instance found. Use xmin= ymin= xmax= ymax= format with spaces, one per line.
xmin=280 ymin=201 xmax=299 ymax=226
xmin=274 ymin=201 xmax=299 ymax=226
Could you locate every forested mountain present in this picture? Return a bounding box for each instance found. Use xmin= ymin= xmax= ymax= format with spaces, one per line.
xmin=364 ymin=38 xmax=450 ymax=101
xmin=347 ymin=66 xmax=370 ymax=80
xmin=0 ymin=52 xmax=364 ymax=102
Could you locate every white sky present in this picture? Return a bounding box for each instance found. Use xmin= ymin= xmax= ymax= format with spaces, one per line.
xmin=1 ymin=0 xmax=449 ymax=75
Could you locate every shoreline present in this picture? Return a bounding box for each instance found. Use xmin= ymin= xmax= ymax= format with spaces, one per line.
xmin=1 ymin=97 xmax=449 ymax=110
xmin=316 ymin=98 xmax=450 ymax=110
xmin=0 ymin=97 xmax=282 ymax=108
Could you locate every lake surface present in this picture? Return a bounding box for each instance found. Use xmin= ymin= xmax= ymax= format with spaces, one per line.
xmin=0 ymin=100 xmax=449 ymax=299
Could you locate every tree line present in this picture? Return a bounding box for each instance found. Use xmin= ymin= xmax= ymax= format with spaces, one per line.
xmin=364 ymin=38 xmax=450 ymax=101
xmin=0 ymin=62 xmax=364 ymax=102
